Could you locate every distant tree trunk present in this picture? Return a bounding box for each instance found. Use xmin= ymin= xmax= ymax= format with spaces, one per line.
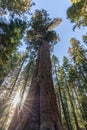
xmin=53 ymin=62 xmax=72 ymax=130
xmin=59 ymin=87 xmax=73 ymax=130
xmin=8 ymin=40 xmax=63 ymax=130
xmin=66 ymin=84 xmax=79 ymax=130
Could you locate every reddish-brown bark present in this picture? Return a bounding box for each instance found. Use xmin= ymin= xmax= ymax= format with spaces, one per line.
xmin=8 ymin=41 xmax=63 ymax=130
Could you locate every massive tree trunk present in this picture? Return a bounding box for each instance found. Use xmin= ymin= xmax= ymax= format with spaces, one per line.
xmin=8 ymin=40 xmax=63 ymax=130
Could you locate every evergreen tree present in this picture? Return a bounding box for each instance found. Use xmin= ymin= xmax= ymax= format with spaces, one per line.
xmin=0 ymin=0 xmax=31 ymax=13
xmin=52 ymin=55 xmax=73 ymax=130
xmin=67 ymin=0 xmax=87 ymax=28
xmin=70 ymin=38 xmax=87 ymax=129
xmin=7 ymin=9 xmax=62 ymax=130
xmin=0 ymin=18 xmax=26 ymax=85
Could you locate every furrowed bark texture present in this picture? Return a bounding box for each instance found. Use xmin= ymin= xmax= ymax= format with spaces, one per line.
xmin=8 ymin=41 xmax=63 ymax=130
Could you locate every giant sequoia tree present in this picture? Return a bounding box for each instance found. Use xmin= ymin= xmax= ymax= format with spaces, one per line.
xmin=8 ymin=10 xmax=63 ymax=130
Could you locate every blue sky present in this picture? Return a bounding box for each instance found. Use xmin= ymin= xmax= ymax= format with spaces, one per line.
xmin=32 ymin=0 xmax=87 ymax=63
xmin=0 ymin=0 xmax=87 ymax=63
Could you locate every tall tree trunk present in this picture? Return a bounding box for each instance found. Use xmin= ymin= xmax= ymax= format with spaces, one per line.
xmin=66 ymin=83 xmax=79 ymax=130
xmin=54 ymin=63 xmax=72 ymax=130
xmin=8 ymin=40 xmax=63 ymax=130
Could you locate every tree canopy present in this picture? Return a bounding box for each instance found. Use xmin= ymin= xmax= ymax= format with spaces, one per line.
xmin=0 ymin=17 xmax=26 ymax=85
xmin=0 ymin=0 xmax=31 ymax=13
xmin=27 ymin=9 xmax=62 ymax=50
xmin=67 ymin=0 xmax=87 ymax=27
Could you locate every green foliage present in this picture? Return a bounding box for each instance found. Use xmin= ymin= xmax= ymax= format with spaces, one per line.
xmin=82 ymin=35 xmax=87 ymax=44
xmin=0 ymin=0 xmax=31 ymax=13
xmin=71 ymin=0 xmax=81 ymax=3
xmin=0 ymin=18 xmax=26 ymax=84
xmin=70 ymin=38 xmax=87 ymax=65
xmin=27 ymin=9 xmax=60 ymax=50
xmin=63 ymin=57 xmax=78 ymax=82
xmin=0 ymin=18 xmax=26 ymax=48
xmin=67 ymin=0 xmax=87 ymax=27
